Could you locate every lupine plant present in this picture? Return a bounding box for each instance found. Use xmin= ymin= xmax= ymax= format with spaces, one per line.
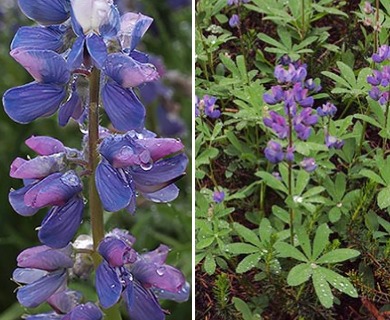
xmin=196 ymin=0 xmax=390 ymax=319
xmin=2 ymin=1 xmax=190 ymax=319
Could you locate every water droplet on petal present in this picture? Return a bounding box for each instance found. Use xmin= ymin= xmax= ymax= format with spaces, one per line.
xmin=140 ymin=161 xmax=153 ymax=171
xmin=156 ymin=266 xmax=166 ymax=276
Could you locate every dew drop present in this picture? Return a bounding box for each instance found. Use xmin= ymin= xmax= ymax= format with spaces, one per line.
xmin=156 ymin=266 xmax=166 ymax=276
xmin=140 ymin=162 xmax=153 ymax=171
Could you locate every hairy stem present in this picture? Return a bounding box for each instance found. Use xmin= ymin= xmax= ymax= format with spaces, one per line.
xmin=88 ymin=67 xmax=104 ymax=258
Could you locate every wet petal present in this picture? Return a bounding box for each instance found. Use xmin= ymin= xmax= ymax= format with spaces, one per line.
xmin=154 ymin=281 xmax=190 ymax=303
xmin=9 ymin=185 xmax=39 ymax=216
xmin=25 ymin=136 xmax=65 ymax=155
xmin=137 ymin=138 xmax=184 ymax=161
xmin=140 ymin=244 xmax=169 ymax=265
xmin=10 ymin=154 xmax=65 ymax=179
xmin=131 ymin=261 xmax=185 ymax=294
xmin=101 ymin=82 xmax=145 ymax=131
xmin=24 ymin=171 xmax=82 ymax=208
xmin=11 ymin=26 xmax=66 ymax=51
xmin=99 ymin=134 xmax=149 ymax=168
xmin=58 ymin=90 xmax=83 ymax=126
xmin=17 ymin=245 xmax=73 ymax=270
xmin=99 ymin=4 xmax=121 ymax=38
xmin=141 ymin=184 xmax=179 ymax=203
xmin=67 ymin=36 xmax=85 ymax=70
xmin=86 ymin=34 xmax=107 ymax=69
xmin=3 ymin=82 xmax=66 ymax=124
xmin=67 ymin=302 xmax=103 ymax=320
xmin=18 ymin=0 xmax=70 ymax=25
xmin=131 ymin=153 xmax=188 ymax=193
xmin=25 ymin=312 xmax=63 ymax=320
xmin=95 ymin=160 xmax=134 ymax=212
xmin=98 ymin=237 xmax=136 ymax=267
xmin=103 ymin=54 xmax=159 ymax=88
xmin=13 ymin=268 xmax=48 ymax=284
xmin=124 ymin=280 xmax=164 ymax=320
xmin=119 ymin=13 xmax=153 ymax=51
xmin=16 ymin=269 xmax=67 ymax=308
xmin=47 ymin=290 xmax=82 ymax=314
xmin=95 ymin=261 xmax=122 ymax=309
xmin=39 ymin=196 xmax=84 ymax=248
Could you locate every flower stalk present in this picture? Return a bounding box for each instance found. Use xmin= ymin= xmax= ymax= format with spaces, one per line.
xmin=88 ymin=67 xmax=104 ymax=258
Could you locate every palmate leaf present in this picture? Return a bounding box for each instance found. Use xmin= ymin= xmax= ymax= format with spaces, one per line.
xmin=287 ymin=263 xmax=312 ymax=286
xmin=233 ymin=222 xmax=262 ymax=247
xmin=224 ymin=243 xmax=259 ymax=254
xmin=274 ymin=242 xmax=308 ymax=262
xmin=312 ymin=223 xmax=332 ymax=260
xmin=377 ymin=186 xmax=390 ymax=209
xmin=312 ymin=269 xmax=333 ymax=308
xmin=318 ymin=267 xmax=358 ymax=297
xmin=316 ymin=248 xmax=360 ymax=264
xmin=203 ymin=253 xmax=216 ymax=275
xmin=236 ymin=253 xmax=262 ymax=273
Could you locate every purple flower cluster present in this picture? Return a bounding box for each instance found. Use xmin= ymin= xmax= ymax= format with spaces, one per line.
xmin=368 ymin=45 xmax=390 ymax=105
xmin=5 ymin=1 xmax=190 ymax=318
xmin=9 ymin=130 xmax=187 ymax=247
xmin=3 ymin=0 xmax=158 ymax=131
xmin=95 ymin=229 xmax=189 ymax=319
xmin=263 ymin=58 xmax=343 ymax=171
xmin=13 ymin=244 xmax=103 ymax=319
xmin=196 ymin=95 xmax=221 ymax=118
xmin=9 ymin=136 xmax=84 ymax=248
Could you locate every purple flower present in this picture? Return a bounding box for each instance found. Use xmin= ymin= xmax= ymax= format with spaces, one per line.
xmin=263 ymin=111 xmax=289 ymax=139
xmin=25 ymin=136 xmax=66 ymax=156
xmin=203 ymin=95 xmax=221 ymax=118
xmin=95 ymin=230 xmax=189 ymax=319
xmin=304 ymin=79 xmax=321 ymax=92
xmin=274 ymin=64 xmax=307 ymax=84
xmin=18 ymin=0 xmax=70 ymax=25
xmin=317 ymin=102 xmax=337 ymax=117
xmin=369 ymin=86 xmax=381 ymax=100
xmin=213 ymin=191 xmax=225 ymax=203
xmin=293 ymin=108 xmax=317 ymax=140
xmin=9 ymin=136 xmax=85 ymax=248
xmin=13 ymin=245 xmax=73 ymax=308
xmin=325 ymin=134 xmax=344 ymax=149
xmin=300 ymin=158 xmax=317 ymax=172
xmin=292 ymin=83 xmax=314 ymax=108
xmin=264 ymin=141 xmax=284 ymax=164
xmin=3 ymin=49 xmax=70 ymax=124
xmin=285 ymin=146 xmax=295 ymax=162
xmin=372 ymin=45 xmax=390 ymax=63
xmin=263 ymin=85 xmax=285 ymax=105
xmin=95 ymin=131 xmax=188 ymax=213
xmin=229 ymin=14 xmax=240 ymax=28
xmin=367 ymin=70 xmax=382 ymax=86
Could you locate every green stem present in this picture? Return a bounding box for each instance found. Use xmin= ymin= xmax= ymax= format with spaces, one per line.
xmin=88 ymin=67 xmax=105 ymax=257
xmin=374 ymin=0 xmax=380 ymax=52
xmin=383 ymin=84 xmax=390 ymax=152
xmin=88 ymin=68 xmax=122 ymax=320
xmin=287 ymin=108 xmax=294 ymax=244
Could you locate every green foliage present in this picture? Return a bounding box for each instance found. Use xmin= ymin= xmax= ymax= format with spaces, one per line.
xmin=196 ymin=0 xmax=390 ymax=318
